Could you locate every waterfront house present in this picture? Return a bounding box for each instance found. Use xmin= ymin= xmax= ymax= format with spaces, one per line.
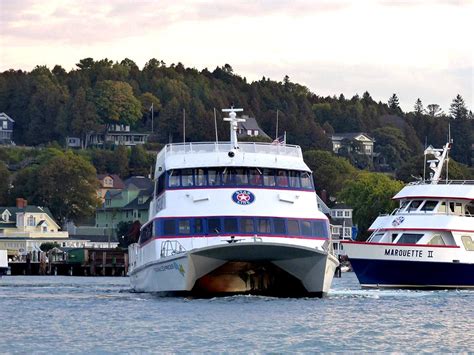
xmin=0 ymin=198 xmax=71 ymax=256
xmin=237 ymin=116 xmax=271 ymax=139
xmin=95 ymin=176 xmax=153 ymax=231
xmin=0 ymin=112 xmax=14 ymax=144
xmin=97 ymin=174 xmax=125 ymax=202
xmin=330 ymin=132 xmax=375 ymax=156
xmin=89 ymin=124 xmax=149 ymax=147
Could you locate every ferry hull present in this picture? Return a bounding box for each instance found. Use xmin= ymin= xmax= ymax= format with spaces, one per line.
xmin=129 ymin=242 xmax=338 ymax=297
xmin=350 ymin=258 xmax=474 ymax=289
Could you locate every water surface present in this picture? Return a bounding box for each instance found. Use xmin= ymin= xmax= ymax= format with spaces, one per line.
xmin=1 ymin=273 xmax=472 ymax=352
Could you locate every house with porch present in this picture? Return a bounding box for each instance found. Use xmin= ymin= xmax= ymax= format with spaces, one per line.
xmin=330 ymin=132 xmax=375 ymax=156
xmin=0 ymin=112 xmax=14 ymax=144
xmin=0 ymin=198 xmax=75 ymax=257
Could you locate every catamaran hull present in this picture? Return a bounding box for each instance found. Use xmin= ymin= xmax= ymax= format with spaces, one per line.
xmin=129 ymin=242 xmax=338 ymax=297
xmin=350 ymin=258 xmax=474 ymax=289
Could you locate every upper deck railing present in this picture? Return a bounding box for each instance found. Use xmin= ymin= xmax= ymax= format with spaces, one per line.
xmin=407 ymin=180 xmax=474 ymax=186
xmin=159 ymin=141 xmax=303 ymax=158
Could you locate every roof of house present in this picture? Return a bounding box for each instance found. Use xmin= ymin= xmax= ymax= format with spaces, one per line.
xmin=237 ymin=116 xmax=270 ymax=138
xmin=332 ymin=203 xmax=353 ymax=210
xmin=123 ymin=196 xmax=152 ymax=211
xmin=331 ymin=132 xmax=375 ymax=142
xmin=124 ymin=176 xmax=153 ymax=190
xmin=97 ymin=174 xmax=126 ymax=189
xmin=0 ymin=206 xmax=55 ymax=219
xmin=0 ymin=112 xmax=14 ymax=122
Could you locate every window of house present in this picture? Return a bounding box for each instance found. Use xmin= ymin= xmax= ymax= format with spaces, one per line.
xmin=27 ymin=216 xmax=36 ymax=226
xmin=254 ymin=130 xmax=259 ymax=136
xmin=247 ymin=129 xmax=252 ymax=135
xmin=344 ymin=227 xmax=351 ymax=237
xmin=344 ymin=211 xmax=351 ymax=218
xmin=2 ymin=121 xmax=7 ymax=129
xmin=336 ymin=211 xmax=343 ymax=217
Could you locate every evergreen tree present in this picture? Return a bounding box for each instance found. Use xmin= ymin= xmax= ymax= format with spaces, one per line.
xmin=388 ymin=93 xmax=401 ymax=113
xmin=449 ymin=94 xmax=468 ymax=120
xmin=414 ymin=98 xmax=424 ymax=116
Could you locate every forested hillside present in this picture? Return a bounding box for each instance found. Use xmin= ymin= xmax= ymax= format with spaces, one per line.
xmin=0 ymin=58 xmax=472 ymax=168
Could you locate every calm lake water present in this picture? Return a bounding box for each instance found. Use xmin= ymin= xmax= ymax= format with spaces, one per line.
xmin=0 ymin=273 xmax=473 ymax=353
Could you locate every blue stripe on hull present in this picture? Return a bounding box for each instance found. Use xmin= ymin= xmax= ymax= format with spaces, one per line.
xmin=350 ymin=259 xmax=474 ymax=288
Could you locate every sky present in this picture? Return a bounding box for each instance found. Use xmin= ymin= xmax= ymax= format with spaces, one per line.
xmin=1 ymin=0 xmax=472 ymax=112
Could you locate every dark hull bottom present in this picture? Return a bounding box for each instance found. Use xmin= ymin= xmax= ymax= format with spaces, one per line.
xmin=350 ymin=258 xmax=474 ymax=289
xmin=134 ymin=290 xmax=325 ymax=299
xmin=0 ymin=267 xmax=8 ymax=276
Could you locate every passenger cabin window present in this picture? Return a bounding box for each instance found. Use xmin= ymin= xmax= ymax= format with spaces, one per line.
xmin=273 ymin=218 xmax=286 ymax=234
xmin=407 ymin=200 xmax=423 ymax=212
xmin=369 ymin=233 xmax=385 ymax=243
xmin=421 ymin=200 xmax=438 ymax=212
xmin=178 ymin=220 xmax=191 ymax=234
xmin=399 ymin=200 xmax=410 ymax=211
xmin=461 ymin=236 xmax=474 ymax=251
xmin=396 ymin=233 xmax=423 ymax=244
xmin=428 ymin=235 xmax=445 ymax=245
xmin=466 ymin=201 xmax=474 ymax=216
xmin=240 ymin=218 xmax=255 ymax=233
xmin=164 ymin=167 xmax=314 ymax=191
xmin=438 ymin=202 xmax=448 ymax=213
xmin=139 ymin=222 xmax=154 ymax=244
xmin=287 ymin=220 xmax=300 ymax=235
xmin=208 ymin=218 xmax=221 ymax=234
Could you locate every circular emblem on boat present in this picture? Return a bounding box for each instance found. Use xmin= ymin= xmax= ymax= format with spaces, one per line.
xmin=392 ymin=216 xmax=405 ymax=227
xmin=232 ymin=190 xmax=255 ymax=205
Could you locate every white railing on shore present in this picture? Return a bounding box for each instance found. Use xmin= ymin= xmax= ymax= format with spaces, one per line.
xmin=161 ymin=141 xmax=303 ymax=158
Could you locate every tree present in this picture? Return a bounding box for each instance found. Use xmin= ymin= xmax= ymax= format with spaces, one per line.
xmin=372 ymin=126 xmax=412 ymax=171
xmin=449 ymin=94 xmax=468 ymax=120
xmin=0 ymin=162 xmax=10 ymax=204
xmin=35 ymin=151 xmax=100 ymax=225
xmin=40 ymin=242 xmax=61 ymax=252
xmin=70 ymin=87 xmax=100 ymax=148
xmin=129 ymin=145 xmax=153 ymax=176
xmin=413 ymin=98 xmax=424 ymax=116
xmin=93 ymin=80 xmax=142 ymax=125
xmin=426 ymin=104 xmax=444 ymax=118
xmin=303 ymin=150 xmax=358 ymax=200
xmin=388 ymin=93 xmax=401 ymax=113
xmin=338 ymin=172 xmax=404 ymax=238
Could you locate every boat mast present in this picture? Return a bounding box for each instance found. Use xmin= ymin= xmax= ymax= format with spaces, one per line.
xmin=424 ymin=139 xmax=452 ymax=185
xmin=222 ymin=107 xmax=244 ymax=150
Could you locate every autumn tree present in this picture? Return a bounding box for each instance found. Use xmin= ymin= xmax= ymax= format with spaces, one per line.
xmin=338 ymin=172 xmax=404 ymax=238
xmin=93 ymin=80 xmax=142 ymax=125
xmin=35 ymin=151 xmax=99 ymax=224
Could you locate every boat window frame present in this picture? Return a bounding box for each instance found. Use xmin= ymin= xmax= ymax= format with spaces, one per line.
xmin=461 ymin=236 xmax=474 ymax=251
xmin=396 ymin=233 xmax=424 ymax=244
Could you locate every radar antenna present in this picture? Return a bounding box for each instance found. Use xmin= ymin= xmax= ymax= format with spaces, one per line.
xmin=222 ymin=107 xmax=245 ymax=150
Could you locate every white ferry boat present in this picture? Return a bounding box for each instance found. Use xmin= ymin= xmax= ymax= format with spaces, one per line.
xmin=128 ymin=108 xmax=339 ymax=297
xmin=342 ymin=140 xmax=474 ymax=289
xmin=0 ymin=250 xmax=8 ymax=276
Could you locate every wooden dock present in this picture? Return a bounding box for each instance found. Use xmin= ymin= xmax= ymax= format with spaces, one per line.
xmin=8 ymin=248 xmax=129 ymax=276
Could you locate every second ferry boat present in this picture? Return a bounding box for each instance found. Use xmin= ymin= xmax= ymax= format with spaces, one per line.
xmin=128 ymin=107 xmax=339 ymax=297
xmin=343 ymin=139 xmax=474 ymax=289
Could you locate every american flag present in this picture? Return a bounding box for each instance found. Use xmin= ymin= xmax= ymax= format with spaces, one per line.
xmin=272 ymin=132 xmax=286 ymax=145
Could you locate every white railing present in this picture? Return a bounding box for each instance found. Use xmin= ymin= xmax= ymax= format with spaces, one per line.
xmin=408 ymin=180 xmax=474 ymax=186
xmin=160 ymin=141 xmax=302 ymax=158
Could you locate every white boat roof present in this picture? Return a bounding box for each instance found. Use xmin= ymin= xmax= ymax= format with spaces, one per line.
xmin=393 ymin=181 xmax=474 ymax=201
xmin=155 ymin=142 xmax=310 ymax=172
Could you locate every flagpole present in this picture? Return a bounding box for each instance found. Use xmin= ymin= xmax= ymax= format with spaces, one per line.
xmin=214 ymin=108 xmax=219 ymax=143
xmin=151 ymin=103 xmax=154 ymax=133
xmin=183 ymin=108 xmax=186 ymax=144
xmin=275 ymin=109 xmax=279 ymax=140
